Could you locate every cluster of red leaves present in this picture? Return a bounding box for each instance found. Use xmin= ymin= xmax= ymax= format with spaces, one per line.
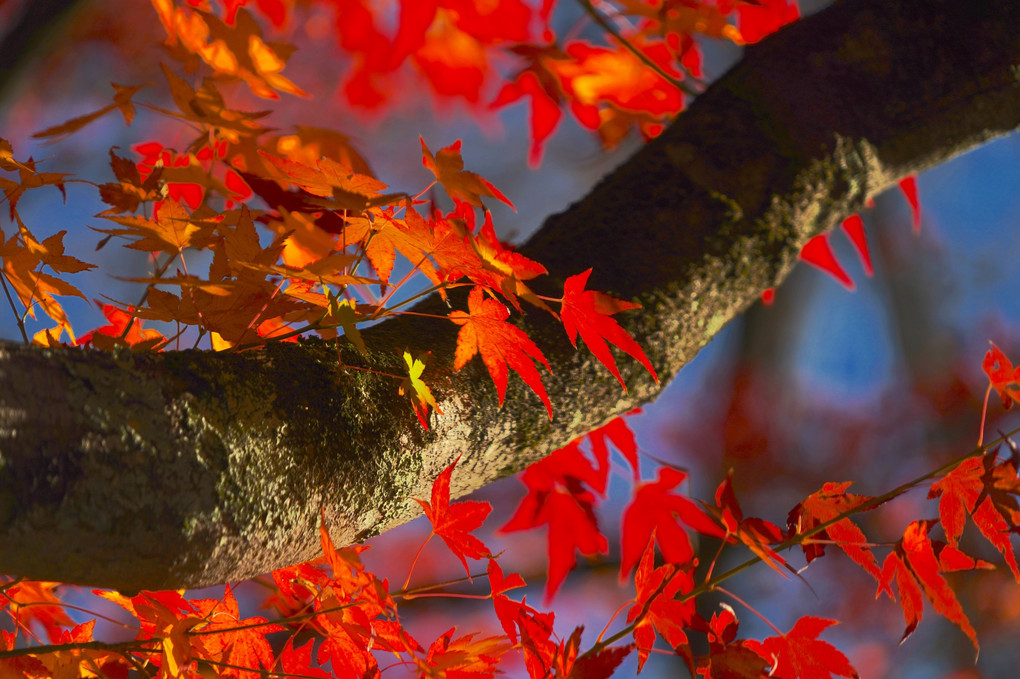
xmin=796 ymin=177 xmax=921 ymax=294
xmin=2 ymin=1 xmax=662 ymax=429
xmin=185 ymin=0 xmax=800 ymax=164
xmin=6 ymin=3 xmax=1020 ymax=679
xmin=6 ymin=394 xmax=1020 ymax=679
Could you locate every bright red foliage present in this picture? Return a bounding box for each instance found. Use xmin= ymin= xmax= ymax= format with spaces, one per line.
xmin=3 ymin=2 xmax=1016 ymax=679
xmin=747 ymin=617 xmax=858 ymax=679
xmin=877 ymin=520 xmax=991 ymax=653
xmin=620 ymin=467 xmax=724 ymax=579
xmin=500 ymin=440 xmax=610 ymax=601
xmin=929 ymin=453 xmax=1020 ymax=581
xmin=561 ymin=269 xmax=658 ymax=390
xmin=414 ymin=457 xmax=493 ymax=577
xmin=787 ymin=481 xmax=882 ymax=580
xmin=627 ymin=536 xmax=695 ymax=672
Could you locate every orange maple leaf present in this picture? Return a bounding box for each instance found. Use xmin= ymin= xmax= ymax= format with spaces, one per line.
xmin=450 ymin=285 xmax=552 ymax=417
xmin=2 ymin=580 xmax=73 ymax=642
xmin=560 ymin=269 xmax=657 ymax=390
xmin=421 ymin=137 xmax=513 ymax=210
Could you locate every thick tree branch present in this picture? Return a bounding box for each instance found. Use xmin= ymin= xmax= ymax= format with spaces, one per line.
xmin=0 ymin=0 xmax=1017 ymax=591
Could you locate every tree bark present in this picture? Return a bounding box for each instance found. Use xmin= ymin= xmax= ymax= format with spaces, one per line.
xmin=0 ymin=0 xmax=1017 ymax=592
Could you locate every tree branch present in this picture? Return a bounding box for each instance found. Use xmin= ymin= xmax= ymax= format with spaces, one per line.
xmin=0 ymin=0 xmax=1016 ymax=591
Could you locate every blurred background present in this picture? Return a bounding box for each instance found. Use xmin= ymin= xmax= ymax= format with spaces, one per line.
xmin=1 ymin=1 xmax=1019 ymax=677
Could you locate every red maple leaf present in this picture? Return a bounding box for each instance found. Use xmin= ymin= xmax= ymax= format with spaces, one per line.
xmin=697 ymin=607 xmax=769 ymax=679
xmin=746 ymin=617 xmax=859 ymax=679
xmin=200 ymin=585 xmax=283 ymax=679
xmin=414 ymin=457 xmax=493 ymax=576
xmin=898 ymin=175 xmax=921 ymax=233
xmin=627 ymin=536 xmax=696 ymax=672
xmin=787 ymin=482 xmax=882 ymax=580
xmin=620 ymin=467 xmax=724 ymax=579
xmin=500 ymin=441 xmax=610 ymax=601
xmin=876 ymin=519 xmax=992 ymax=654
xmin=487 ymin=559 xmax=527 ymax=642
xmin=713 ymin=473 xmax=788 ymax=576
xmin=278 ymin=639 xmax=331 ymax=679
xmin=560 ymin=269 xmax=658 ymax=390
xmin=450 ymin=285 xmax=552 ymax=417
xmin=983 ymin=343 xmax=1020 ymax=410
xmin=587 ymin=414 xmax=641 ymax=480
xmin=929 ymin=453 xmax=1020 ymax=581
xmin=799 ymin=233 xmax=854 ymax=290
xmin=735 ymin=0 xmax=800 ymax=43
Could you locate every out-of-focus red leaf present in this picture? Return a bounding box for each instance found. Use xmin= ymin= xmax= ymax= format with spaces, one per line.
xmin=500 ymin=442 xmax=610 ymax=601
xmin=899 ymin=175 xmax=921 ymax=233
xmin=799 ymin=233 xmax=854 ymax=290
xmin=620 ymin=467 xmax=724 ymax=579
xmin=587 ymin=414 xmax=641 ymax=480
xmin=841 ymin=214 xmax=873 ymax=277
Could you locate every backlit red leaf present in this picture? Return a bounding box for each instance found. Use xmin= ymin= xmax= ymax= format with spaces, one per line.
xmin=787 ymin=482 xmax=881 ymax=580
xmin=898 ymin=175 xmax=921 ymax=233
xmin=876 ymin=520 xmax=989 ymax=654
xmin=627 ymin=536 xmax=695 ymax=672
xmin=620 ymin=467 xmax=724 ymax=579
xmin=747 ymin=617 xmax=858 ymax=679
xmin=414 ymin=457 xmax=493 ymax=576
xmin=561 ymin=269 xmax=657 ymax=390
xmin=928 ymin=454 xmax=1020 ymax=581
xmin=500 ymin=442 xmax=610 ymax=601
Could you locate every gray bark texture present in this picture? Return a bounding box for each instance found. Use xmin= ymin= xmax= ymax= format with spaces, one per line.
xmin=0 ymin=0 xmax=1017 ymax=592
